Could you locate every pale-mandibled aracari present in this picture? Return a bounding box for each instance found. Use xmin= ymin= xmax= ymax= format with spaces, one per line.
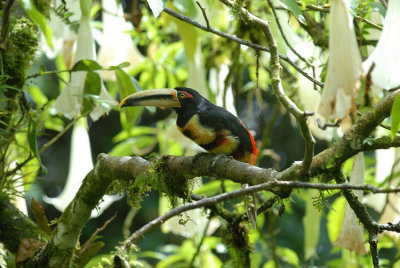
xmin=119 ymin=87 xmax=258 ymax=164
xmin=119 ymin=87 xmax=259 ymax=228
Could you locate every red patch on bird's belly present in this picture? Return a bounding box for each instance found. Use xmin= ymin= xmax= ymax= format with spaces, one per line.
xmin=208 ymin=131 xmax=239 ymax=155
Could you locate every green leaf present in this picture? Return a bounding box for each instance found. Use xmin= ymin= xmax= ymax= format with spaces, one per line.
xmin=147 ymin=0 xmax=167 ymax=18
xmin=108 ymin=136 xmax=156 ymax=157
xmin=18 ymin=0 xmax=54 ymax=49
xmin=116 ymin=67 xmax=144 ymax=130
xmin=115 ymin=67 xmax=143 ymax=99
xmin=31 ymin=197 xmax=51 ymax=235
xmin=72 ymin=59 xmax=103 ymax=72
xmin=28 ymin=118 xmax=39 ymax=159
xmin=278 ymin=0 xmax=306 ymax=25
xmin=83 ymin=72 xmax=101 ymax=95
xmin=391 ymin=95 xmax=400 ymax=138
xmin=174 ymin=14 xmax=197 ymax=61
xmin=116 ymin=62 xmax=130 ymax=68
xmin=78 ymin=241 xmax=105 ymax=268
xmin=327 ymin=196 xmax=346 ymax=244
xmin=82 ymin=71 xmax=101 ymax=115
xmin=276 ymin=247 xmax=299 ymax=266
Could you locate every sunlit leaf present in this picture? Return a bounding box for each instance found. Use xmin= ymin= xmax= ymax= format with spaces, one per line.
xmin=78 ymin=241 xmax=105 ymax=268
xmin=72 ymin=59 xmax=103 ymax=72
xmin=303 ymin=189 xmax=321 ymax=260
xmin=116 ymin=67 xmax=144 ymax=130
xmin=28 ymin=86 xmax=48 ymax=108
xmin=278 ymin=0 xmax=306 ymax=24
xmin=82 ymin=71 xmax=101 ymax=115
xmin=116 ymin=62 xmax=130 ymax=68
xmin=327 ymin=196 xmax=346 ymax=244
xmin=115 ymin=67 xmax=143 ymax=98
xmin=28 ymin=119 xmax=39 ymax=159
xmin=276 ymin=247 xmax=299 ymax=266
xmin=109 ymin=137 xmax=156 ymax=157
xmin=391 ymin=95 xmax=400 ymax=138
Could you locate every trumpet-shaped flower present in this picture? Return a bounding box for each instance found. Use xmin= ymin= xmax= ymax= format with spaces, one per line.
xmin=41 ymin=0 xmax=80 ymax=60
xmin=97 ymin=0 xmax=144 ymax=81
xmin=318 ymin=0 xmax=363 ymax=126
xmin=43 ymin=118 xmax=121 ymax=218
xmin=334 ymin=152 xmax=368 ymax=255
xmin=53 ymin=0 xmax=117 ymax=121
xmin=363 ymin=0 xmax=400 ymax=89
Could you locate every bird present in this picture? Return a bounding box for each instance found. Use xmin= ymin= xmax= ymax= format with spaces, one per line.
xmin=119 ymin=87 xmax=258 ymax=165
xmin=120 ymin=87 xmax=259 ymax=228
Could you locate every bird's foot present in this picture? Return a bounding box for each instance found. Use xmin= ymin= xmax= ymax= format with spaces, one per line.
xmin=191 ymin=152 xmax=211 ymax=169
xmin=210 ymin=154 xmax=232 ymax=172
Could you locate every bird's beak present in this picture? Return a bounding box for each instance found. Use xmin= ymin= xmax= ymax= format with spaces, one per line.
xmin=119 ymin=88 xmax=181 ymax=109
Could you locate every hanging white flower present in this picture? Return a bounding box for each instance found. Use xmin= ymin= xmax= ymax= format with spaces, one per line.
xmin=363 ymin=0 xmax=400 ymax=90
xmin=41 ymin=0 xmax=80 ymax=60
xmin=53 ymin=0 xmax=117 ymax=121
xmin=334 ymin=152 xmax=368 ymax=255
xmin=317 ymin=0 xmax=363 ymax=128
xmin=97 ymin=0 xmax=144 ymax=81
xmin=43 ymin=118 xmax=121 ymax=218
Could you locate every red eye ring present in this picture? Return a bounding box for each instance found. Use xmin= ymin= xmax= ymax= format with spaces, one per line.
xmin=178 ymin=91 xmax=194 ymax=99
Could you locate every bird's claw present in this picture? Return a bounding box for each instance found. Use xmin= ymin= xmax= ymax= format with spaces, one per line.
xmin=210 ymin=154 xmax=231 ymax=172
xmin=191 ymin=152 xmax=210 ymax=169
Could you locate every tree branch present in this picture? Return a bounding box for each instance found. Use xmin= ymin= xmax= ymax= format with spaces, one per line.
xmin=162 ymin=7 xmax=324 ymax=88
xmin=221 ymin=0 xmax=316 ymax=176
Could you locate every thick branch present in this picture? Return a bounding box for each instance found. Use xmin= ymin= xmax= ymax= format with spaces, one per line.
xmin=311 ymin=90 xmax=400 ymax=174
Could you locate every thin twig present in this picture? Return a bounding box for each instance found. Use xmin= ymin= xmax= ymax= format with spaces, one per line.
xmin=188 ymin=219 xmax=211 ymax=267
xmin=162 ymin=7 xmax=324 ymax=88
xmin=38 ymin=117 xmax=81 ymax=155
xmin=305 ymin=4 xmax=383 ymax=30
xmin=316 ymin=117 xmax=342 ymax=130
xmin=369 ymin=233 xmax=379 ymax=268
xmin=269 ymin=1 xmax=314 ymax=68
xmin=195 ymin=1 xmax=210 ymax=29
xmin=238 ymin=0 xmax=315 ymax=175
xmin=27 ymin=69 xmax=72 ymax=79
xmin=79 ymin=212 xmax=118 ymax=257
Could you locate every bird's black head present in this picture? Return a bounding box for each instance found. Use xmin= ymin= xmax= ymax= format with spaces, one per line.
xmin=173 ymin=87 xmax=205 ymax=110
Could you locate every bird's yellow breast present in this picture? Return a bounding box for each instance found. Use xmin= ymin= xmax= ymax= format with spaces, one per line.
xmin=178 ymin=114 xmax=216 ymax=145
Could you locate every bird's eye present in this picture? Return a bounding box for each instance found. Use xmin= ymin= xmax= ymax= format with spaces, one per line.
xmin=179 ymin=93 xmax=186 ymax=99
